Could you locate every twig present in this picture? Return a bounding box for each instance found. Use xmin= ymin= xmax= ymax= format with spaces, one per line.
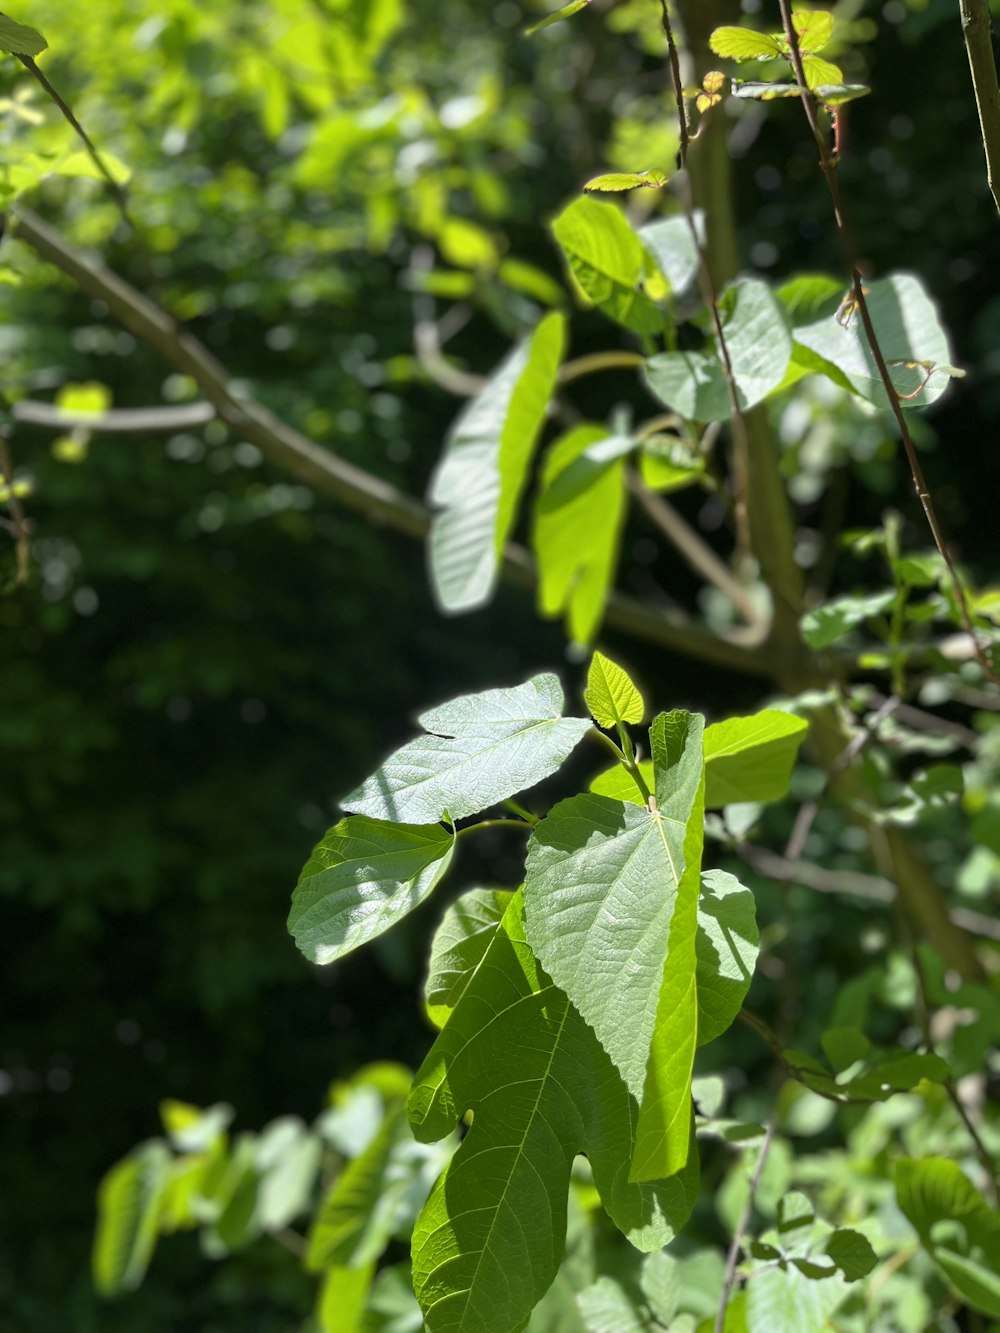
xmin=714 ymin=1118 xmax=776 ymax=1333
xmin=14 ymin=400 xmax=215 ymax=434
xmin=0 ymin=432 xmax=30 ymax=583
xmin=12 ymin=205 xmax=775 ymax=677
xmin=775 ymin=0 xmax=995 ymax=684
xmin=627 ymin=470 xmax=769 ymax=632
xmin=958 ymin=0 xmax=1000 ymax=215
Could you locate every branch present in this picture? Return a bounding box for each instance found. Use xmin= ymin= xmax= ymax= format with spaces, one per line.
xmin=715 ymin=1118 xmax=776 ymax=1333
xmin=958 ymin=0 xmax=1000 ymax=215
xmin=14 ymin=400 xmax=215 ymax=434
xmin=12 ymin=205 xmax=775 ymax=678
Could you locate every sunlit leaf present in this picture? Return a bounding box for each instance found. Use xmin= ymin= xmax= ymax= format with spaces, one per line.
xmin=584 ymin=651 xmax=645 ymax=727
xmin=792 ymin=9 xmax=834 ymax=54
xmin=526 ymin=0 xmax=590 ymax=36
xmin=802 ymin=55 xmax=843 ymax=88
xmin=93 ymin=1141 xmax=171 ymax=1296
xmin=703 ymin=709 xmax=808 ymax=807
xmin=583 ymin=168 xmax=669 ymax=193
xmin=552 ymin=196 xmax=664 ymax=334
xmin=709 ymin=26 xmax=783 ymax=61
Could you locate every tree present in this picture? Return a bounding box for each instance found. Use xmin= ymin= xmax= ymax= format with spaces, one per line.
xmin=3 ymin=2 xmax=999 ymax=1331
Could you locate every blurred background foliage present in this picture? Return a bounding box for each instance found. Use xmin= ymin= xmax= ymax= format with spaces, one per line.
xmin=1 ymin=0 xmax=998 ymax=1327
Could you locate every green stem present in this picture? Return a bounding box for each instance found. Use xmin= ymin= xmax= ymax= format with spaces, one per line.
xmin=558 ymin=351 xmax=645 ymax=383
xmin=502 ymin=798 xmax=539 ymax=826
xmin=456 ymin=819 xmax=534 ymax=840
xmin=588 ymin=727 xmax=651 ymax=803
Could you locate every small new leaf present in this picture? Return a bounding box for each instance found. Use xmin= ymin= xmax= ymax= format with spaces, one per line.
xmin=584 ymin=168 xmax=669 ymax=193
xmin=709 ymin=26 xmax=783 ymax=61
xmin=525 ymin=0 xmax=590 ymax=36
xmin=585 ymin=651 xmax=645 ymax=727
xmin=803 ymin=55 xmax=843 ymax=88
xmin=792 ymin=8 xmax=835 ymax=54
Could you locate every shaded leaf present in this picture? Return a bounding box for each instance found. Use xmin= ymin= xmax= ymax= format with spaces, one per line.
xmin=0 ymin=14 xmax=47 ymax=55
xmin=424 ymin=887 xmax=513 ymax=1027
xmin=800 ymin=590 xmax=896 ymax=649
xmin=342 ymin=673 xmax=591 ymax=824
xmin=824 ymin=1228 xmax=878 ymax=1282
xmin=288 ymin=817 xmax=455 ymax=964
xmin=695 ymin=870 xmax=759 ymax=1045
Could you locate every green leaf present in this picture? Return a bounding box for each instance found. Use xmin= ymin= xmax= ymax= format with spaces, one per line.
xmin=640 ymin=213 xmax=704 ymax=295
xmin=307 ymin=1105 xmax=455 ymax=1271
xmin=703 ymin=709 xmax=808 ymax=807
xmin=424 ymin=887 xmax=513 ymax=1027
xmin=695 ymin=870 xmax=759 ymax=1045
xmin=709 ymin=26 xmax=783 ymax=61
xmin=824 ymin=1228 xmax=878 ymax=1282
xmin=160 ymin=1100 xmax=233 ymax=1153
xmin=551 ymin=196 xmax=664 ymax=334
xmin=526 ymin=0 xmax=590 ymax=36
xmin=288 ymin=817 xmax=455 ymax=964
xmin=585 ymin=651 xmax=645 ymax=727
xmin=895 ymin=1158 xmax=1000 ymax=1317
xmin=777 ymin=1191 xmax=814 ymax=1232
xmin=583 ymin=168 xmax=669 ymax=193
xmin=589 ymin=759 xmax=654 ymax=805
xmin=93 ymin=1141 xmax=171 ymax=1296
xmin=802 ymin=54 xmax=842 ymax=88
xmin=638 ymin=437 xmax=706 ymax=493
xmin=644 ymin=279 xmax=791 ymax=421
xmin=746 ymin=1263 xmax=848 ymax=1332
xmin=795 ymin=274 xmax=956 ymax=409
xmin=523 ymin=713 xmax=704 ymax=1181
xmin=800 ymin=590 xmax=896 ymax=649
xmin=730 ymin=82 xmax=804 ymax=101
xmin=363 ymin=1262 xmax=425 ymax=1333
xmin=776 ymin=274 xmax=844 ymax=326
xmin=813 ymin=84 xmax=871 ymax=105
xmin=576 ymin=1276 xmax=646 ymax=1330
xmin=318 ymin=1263 xmax=376 ymax=1333
xmin=792 ymin=9 xmax=834 ymax=54
xmin=428 ymin=312 xmax=565 ymax=612
xmin=255 ymin=1118 xmax=322 ymax=1232
xmin=55 ymin=149 xmax=131 ymax=184
xmin=0 ymin=14 xmax=47 ymax=55
xmin=409 ymin=893 xmax=699 ymax=1333
xmin=819 ymin=1026 xmax=871 ymax=1074
xmin=534 ymin=426 xmax=629 ymax=645
xmin=341 ymin=673 xmax=591 ymax=824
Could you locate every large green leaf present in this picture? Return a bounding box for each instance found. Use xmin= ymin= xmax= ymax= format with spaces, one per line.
xmin=307 ymin=1105 xmax=455 ymax=1271
xmin=288 ymin=817 xmax=455 ymax=964
xmin=746 ymin=1263 xmax=848 ymax=1333
xmin=92 ymin=1140 xmax=171 ymax=1296
xmin=795 ymin=274 xmax=957 ymax=409
xmin=409 ymin=894 xmax=699 ymax=1333
xmin=551 ymin=197 xmax=663 ymax=334
xmin=318 ymin=1263 xmax=376 ymax=1333
xmin=703 ymin=709 xmax=809 ymax=807
xmin=428 ymin=313 xmax=565 ymax=612
xmin=534 ymin=426 xmax=629 ymax=645
xmin=640 ymin=214 xmax=703 ymax=295
xmin=695 ymin=870 xmax=759 ymax=1045
xmin=341 ymin=674 xmax=591 ymax=824
xmin=523 ymin=713 xmax=704 ymax=1182
xmin=644 ymin=279 xmax=791 ymax=421
xmin=424 ymin=887 xmax=513 ymax=1027
xmin=895 ymin=1157 xmax=1000 ymax=1317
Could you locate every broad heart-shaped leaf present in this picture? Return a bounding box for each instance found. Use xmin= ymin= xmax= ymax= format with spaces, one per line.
xmin=409 ymin=893 xmax=699 ymax=1333
xmin=703 ymin=710 xmax=809 ymax=807
xmin=895 ymin=1157 xmax=1000 ymax=1317
xmin=746 ymin=1263 xmax=848 ymax=1333
xmin=288 ymin=817 xmax=455 ymax=964
xmin=523 ymin=713 xmax=704 ymax=1182
xmin=695 ymin=870 xmax=758 ymax=1045
xmin=644 ymin=279 xmax=791 ymax=422
xmin=428 ymin=312 xmax=565 ymax=613
xmin=551 ymin=196 xmax=663 ymax=334
xmin=709 ymin=26 xmax=783 ymax=60
xmin=640 ymin=213 xmax=704 ymax=295
xmin=424 ymin=887 xmax=513 ymax=1028
xmin=585 ymin=651 xmax=645 ymax=727
xmin=534 ymin=426 xmax=629 ymax=645
xmin=795 ymin=273 xmax=956 ymax=409
xmin=341 ymin=674 xmax=591 ymax=824
xmin=307 ymin=1104 xmax=456 ymax=1272
xmin=525 ymin=0 xmax=590 ymax=35
xmin=92 ymin=1140 xmax=171 ymax=1296
xmin=0 ymin=14 xmax=48 ymax=55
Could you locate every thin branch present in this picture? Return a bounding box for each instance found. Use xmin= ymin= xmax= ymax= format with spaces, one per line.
xmin=958 ymin=0 xmax=1000 ymax=215
xmin=627 ymin=470 xmax=769 ymax=632
xmin=0 ymin=432 xmax=30 ymax=583
xmin=12 ymin=205 xmax=776 ymax=678
xmin=559 ymin=350 xmax=646 ymax=383
xmin=14 ymin=400 xmax=216 ymax=434
xmin=715 ymin=1118 xmax=776 ymax=1333
xmin=775 ymin=0 xmax=995 ymax=683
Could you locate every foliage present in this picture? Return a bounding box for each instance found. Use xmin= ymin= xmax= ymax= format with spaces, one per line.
xmin=3 ymin=0 xmax=1000 ymax=1331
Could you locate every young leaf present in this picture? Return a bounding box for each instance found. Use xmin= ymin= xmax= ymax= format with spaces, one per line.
xmin=644 ymin=278 xmax=792 ymax=421
xmin=534 ymin=425 xmax=629 ymax=645
xmin=585 ymin=651 xmax=645 ymax=727
xmin=409 ymin=893 xmax=699 ymax=1333
xmin=703 ymin=709 xmax=809 ymax=807
xmin=792 ymin=8 xmax=834 ymax=54
xmin=428 ymin=312 xmax=565 ymax=613
xmin=551 ymin=196 xmax=663 ymax=334
xmin=523 ymin=713 xmax=704 ymax=1182
xmin=525 ymin=0 xmax=590 ymax=36
xmin=341 ymin=673 xmax=591 ymax=824
xmin=639 ymin=437 xmax=706 ymax=493
xmin=287 ymin=817 xmax=455 ymax=964
xmin=800 ymin=590 xmax=896 ymax=649
xmin=795 ymin=273 xmax=955 ymax=409
xmin=0 ymin=14 xmax=48 ymax=56
xmin=424 ymin=887 xmax=513 ymax=1027
xmin=93 ymin=1141 xmax=172 ymax=1296
xmin=802 ymin=54 xmax=843 ymax=88
xmin=709 ymin=26 xmax=783 ymax=61
xmin=583 ymin=168 xmax=669 ymax=193
xmin=695 ymin=870 xmax=759 ymax=1045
